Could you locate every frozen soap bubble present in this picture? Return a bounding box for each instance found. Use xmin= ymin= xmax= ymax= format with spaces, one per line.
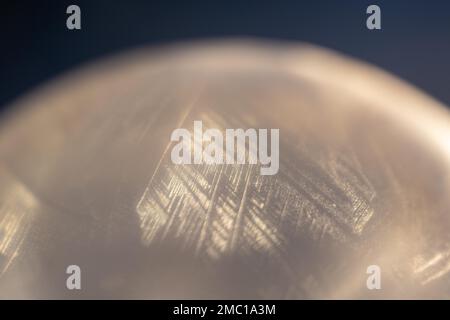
xmin=0 ymin=40 xmax=449 ymax=299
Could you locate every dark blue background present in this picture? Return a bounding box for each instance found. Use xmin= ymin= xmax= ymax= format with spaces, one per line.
xmin=1 ymin=0 xmax=450 ymax=111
